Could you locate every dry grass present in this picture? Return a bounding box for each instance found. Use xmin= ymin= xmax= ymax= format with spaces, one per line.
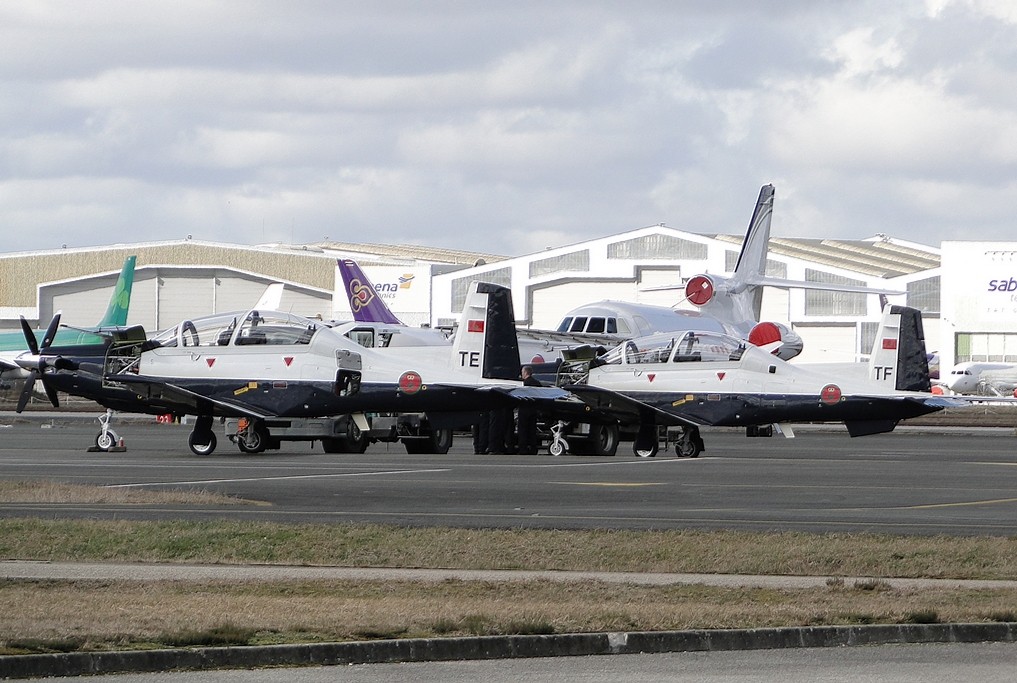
xmin=2 ymin=519 xmax=1016 ymax=580
xmin=1 ymin=577 xmax=1015 ymax=654
xmin=0 ymin=481 xmax=253 ymax=506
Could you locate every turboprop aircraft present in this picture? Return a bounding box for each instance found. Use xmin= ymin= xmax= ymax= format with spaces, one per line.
xmin=557 ymin=304 xmax=957 ymax=458
xmin=0 ymin=255 xmax=136 ymax=374
xmin=18 ymin=282 xmax=567 ymax=454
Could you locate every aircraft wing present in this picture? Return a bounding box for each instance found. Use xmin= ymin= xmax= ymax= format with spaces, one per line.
xmin=109 ymin=374 xmax=277 ymax=419
xmin=428 ymin=383 xmax=572 ymax=402
xmin=564 ymin=384 xmax=703 ymax=427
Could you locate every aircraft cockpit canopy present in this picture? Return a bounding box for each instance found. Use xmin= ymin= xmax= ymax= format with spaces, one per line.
xmin=600 ymin=331 xmax=746 ymax=365
xmin=153 ymin=310 xmax=323 ymax=348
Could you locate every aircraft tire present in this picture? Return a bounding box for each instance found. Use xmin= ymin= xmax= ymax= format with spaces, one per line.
xmin=95 ymin=430 xmax=118 ymax=450
xmin=633 ymin=442 xmax=658 ymax=458
xmin=584 ymin=424 xmax=619 ymax=456
xmin=633 ymin=424 xmax=658 ymax=458
xmin=429 ymin=428 xmax=453 ymax=454
xmin=188 ymin=430 xmax=217 ymax=456
xmin=237 ymin=424 xmax=269 ymax=454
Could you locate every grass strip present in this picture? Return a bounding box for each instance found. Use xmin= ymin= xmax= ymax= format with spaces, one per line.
xmin=1 ymin=518 xmax=1016 ymax=580
xmin=2 ymin=577 xmax=1016 ymax=655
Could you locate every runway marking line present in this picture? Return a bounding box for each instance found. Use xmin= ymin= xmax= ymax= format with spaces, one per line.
xmin=901 ymin=497 xmax=1017 ymax=510
xmin=103 ymin=468 xmax=452 ymax=488
xmin=553 ymin=482 xmax=665 ymax=488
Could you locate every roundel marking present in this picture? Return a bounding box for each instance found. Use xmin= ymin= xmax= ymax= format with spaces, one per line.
xmin=399 ymin=371 xmax=423 ymax=394
xmin=820 ymin=384 xmax=842 ymax=405
xmin=685 ymin=275 xmax=715 ymax=306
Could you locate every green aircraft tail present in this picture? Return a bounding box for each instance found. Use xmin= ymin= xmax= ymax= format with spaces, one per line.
xmin=97 ymin=256 xmax=136 ymax=327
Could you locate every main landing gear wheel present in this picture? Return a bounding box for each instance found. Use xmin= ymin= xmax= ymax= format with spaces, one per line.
xmin=188 ymin=430 xmax=217 ymax=456
xmin=633 ymin=424 xmax=659 ymax=458
xmin=633 ymin=441 xmax=658 ymax=458
xmin=674 ymin=426 xmax=704 ymax=458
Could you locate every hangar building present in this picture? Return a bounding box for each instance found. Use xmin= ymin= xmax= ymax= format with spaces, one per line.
xmin=0 ymin=227 xmax=950 ymax=365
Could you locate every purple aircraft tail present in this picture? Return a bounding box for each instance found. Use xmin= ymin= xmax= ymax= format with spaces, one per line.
xmin=338 ymin=259 xmax=404 ymax=325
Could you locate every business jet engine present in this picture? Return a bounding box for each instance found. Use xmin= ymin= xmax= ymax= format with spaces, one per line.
xmin=747 ymin=321 xmax=803 ymax=360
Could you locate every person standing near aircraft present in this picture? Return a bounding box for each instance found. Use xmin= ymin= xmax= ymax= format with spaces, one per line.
xmin=516 ymin=365 xmax=543 ymax=454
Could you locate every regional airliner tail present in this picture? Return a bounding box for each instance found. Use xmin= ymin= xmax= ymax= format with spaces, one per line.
xmin=96 ymin=256 xmax=137 ymax=328
xmin=337 ymin=259 xmax=403 ymax=325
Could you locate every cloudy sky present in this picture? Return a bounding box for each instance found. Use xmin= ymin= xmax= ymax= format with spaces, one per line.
xmin=2 ymin=1 xmax=1016 ymax=257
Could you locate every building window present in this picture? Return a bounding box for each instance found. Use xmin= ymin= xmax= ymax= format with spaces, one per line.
xmin=906 ymin=276 xmax=940 ymax=315
xmin=724 ymin=249 xmax=788 ymax=278
xmin=956 ymin=333 xmax=1017 ymax=363
xmin=450 ymin=268 xmax=512 ymax=313
xmin=530 ymin=250 xmax=590 ymax=278
xmin=608 ymin=234 xmax=707 ymax=260
xmin=805 ymin=269 xmax=867 ymax=316
xmin=859 ymin=322 xmax=879 ymax=358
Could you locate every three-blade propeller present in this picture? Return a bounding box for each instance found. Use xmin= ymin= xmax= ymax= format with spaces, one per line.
xmin=15 ymin=313 xmax=64 ymax=412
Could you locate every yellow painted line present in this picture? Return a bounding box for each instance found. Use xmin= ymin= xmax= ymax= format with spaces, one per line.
xmin=554 ymin=482 xmax=664 ymax=488
xmin=904 ymin=497 xmax=1017 ymax=510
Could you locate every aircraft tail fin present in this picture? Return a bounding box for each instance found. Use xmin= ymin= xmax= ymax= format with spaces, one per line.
xmin=681 ymin=184 xmax=774 ymax=335
xmin=338 ymin=259 xmax=403 ymax=325
xmin=451 ymin=282 xmax=522 ymax=381
xmin=254 ymin=283 xmax=285 ymax=310
xmin=730 ymin=184 xmax=775 ymax=294
xmin=868 ymin=305 xmax=932 ymax=392
xmin=96 ymin=256 xmax=136 ymax=328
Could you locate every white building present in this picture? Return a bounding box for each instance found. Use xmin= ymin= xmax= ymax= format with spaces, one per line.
xmin=0 ymin=228 xmax=955 ymax=366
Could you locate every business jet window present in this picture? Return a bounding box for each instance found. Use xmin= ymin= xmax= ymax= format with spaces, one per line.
xmin=606 ymin=318 xmax=618 ymax=334
xmin=556 ymin=317 xmax=574 ymax=333
xmin=569 ymin=317 xmax=588 ymax=333
xmin=586 ymin=317 xmax=606 ymax=333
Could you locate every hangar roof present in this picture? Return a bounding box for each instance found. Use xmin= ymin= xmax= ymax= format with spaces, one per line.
xmin=713 ymin=234 xmax=941 ymax=278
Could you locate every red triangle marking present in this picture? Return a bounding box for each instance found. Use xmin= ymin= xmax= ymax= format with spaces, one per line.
xmin=717 ymin=372 xmax=725 ymax=380
xmin=284 ymin=357 xmax=294 ymax=366
xmin=647 ymin=373 xmax=656 ymax=382
xmin=206 ymin=358 xmax=216 ymax=368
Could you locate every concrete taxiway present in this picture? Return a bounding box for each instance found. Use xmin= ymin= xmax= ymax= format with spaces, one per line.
xmin=1 ymin=419 xmax=1016 ymax=534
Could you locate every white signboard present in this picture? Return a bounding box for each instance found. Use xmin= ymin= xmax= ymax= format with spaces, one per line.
xmin=942 ymin=242 xmax=1017 ymax=329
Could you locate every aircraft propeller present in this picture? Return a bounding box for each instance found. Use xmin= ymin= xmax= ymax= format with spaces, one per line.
xmin=14 ymin=313 xmax=70 ymax=412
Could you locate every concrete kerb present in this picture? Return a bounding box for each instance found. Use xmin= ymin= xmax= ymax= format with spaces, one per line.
xmin=2 ymin=622 xmax=1016 ymax=679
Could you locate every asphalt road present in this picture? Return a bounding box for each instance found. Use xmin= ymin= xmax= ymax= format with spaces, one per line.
xmin=2 ymin=419 xmax=1016 ymax=534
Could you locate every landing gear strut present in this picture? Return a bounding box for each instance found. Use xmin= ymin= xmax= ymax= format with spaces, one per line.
xmin=94 ymin=409 xmax=121 ymax=451
xmin=548 ymin=420 xmax=570 ymax=456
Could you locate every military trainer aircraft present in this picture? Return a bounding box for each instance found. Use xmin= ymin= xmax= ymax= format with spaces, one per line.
xmin=557 ymin=304 xmax=958 ymax=457
xmin=17 ymin=281 xmax=565 ymax=454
